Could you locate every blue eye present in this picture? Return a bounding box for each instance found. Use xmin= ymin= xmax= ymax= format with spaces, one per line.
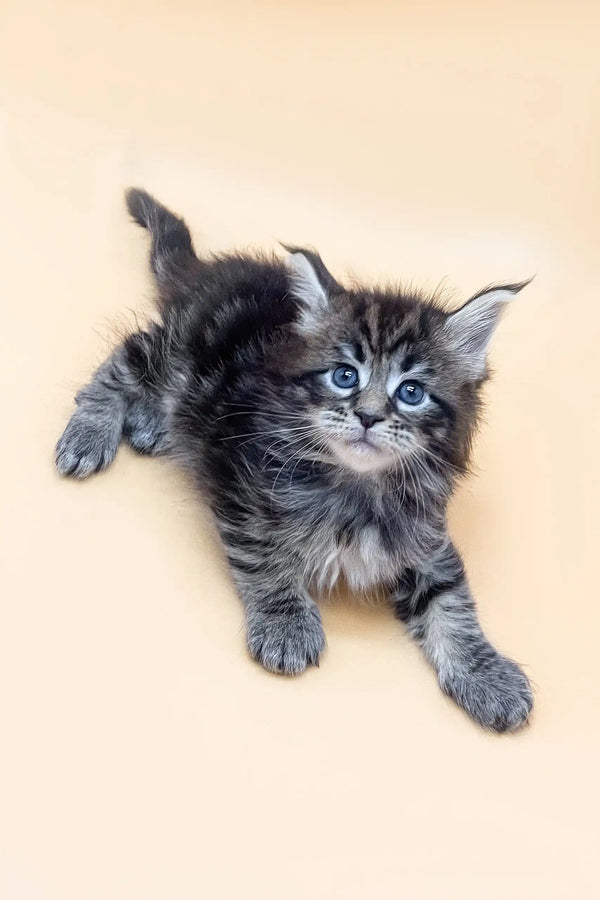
xmin=332 ymin=365 xmax=359 ymax=389
xmin=397 ymin=380 xmax=425 ymax=405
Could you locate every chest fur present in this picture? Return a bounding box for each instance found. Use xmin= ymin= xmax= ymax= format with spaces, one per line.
xmin=306 ymin=524 xmax=401 ymax=594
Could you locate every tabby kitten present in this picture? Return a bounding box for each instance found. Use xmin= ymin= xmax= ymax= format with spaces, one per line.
xmin=55 ymin=188 xmax=533 ymax=732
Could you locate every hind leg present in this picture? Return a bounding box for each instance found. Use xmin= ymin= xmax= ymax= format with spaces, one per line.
xmin=123 ymin=394 xmax=168 ymax=456
xmin=56 ymin=330 xmax=168 ymax=477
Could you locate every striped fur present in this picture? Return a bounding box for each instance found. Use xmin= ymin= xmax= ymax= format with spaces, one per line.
xmin=55 ymin=189 xmax=533 ymax=731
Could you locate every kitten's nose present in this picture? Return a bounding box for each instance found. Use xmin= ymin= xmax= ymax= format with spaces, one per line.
xmin=355 ymin=409 xmax=385 ymax=430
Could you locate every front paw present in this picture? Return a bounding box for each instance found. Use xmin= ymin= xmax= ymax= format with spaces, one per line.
xmin=441 ymin=650 xmax=533 ymax=733
xmin=55 ymin=410 xmax=120 ymax=478
xmin=246 ymin=603 xmax=326 ymax=676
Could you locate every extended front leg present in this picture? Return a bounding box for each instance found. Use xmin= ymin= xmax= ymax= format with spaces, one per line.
xmin=392 ymin=541 xmax=533 ymax=732
xmin=222 ymin=532 xmax=325 ymax=676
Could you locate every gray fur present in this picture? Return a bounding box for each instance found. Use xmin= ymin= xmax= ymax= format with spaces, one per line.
xmin=393 ymin=541 xmax=533 ymax=730
xmin=55 ymin=188 xmax=534 ymax=732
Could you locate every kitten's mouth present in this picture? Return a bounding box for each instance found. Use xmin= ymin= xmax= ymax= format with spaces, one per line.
xmin=346 ymin=434 xmax=382 ymax=452
xmin=327 ymin=431 xmax=395 ymax=473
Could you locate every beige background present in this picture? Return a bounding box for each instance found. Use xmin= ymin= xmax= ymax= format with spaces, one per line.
xmin=1 ymin=1 xmax=599 ymax=897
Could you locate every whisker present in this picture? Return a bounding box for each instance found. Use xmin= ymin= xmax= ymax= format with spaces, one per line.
xmin=269 ymin=432 xmax=327 ymax=502
xmin=219 ymin=424 xmax=319 ymax=442
xmin=417 ymin=444 xmax=463 ymax=474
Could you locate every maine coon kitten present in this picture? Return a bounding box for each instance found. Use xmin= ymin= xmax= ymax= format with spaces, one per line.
xmin=55 ymin=188 xmax=533 ymax=732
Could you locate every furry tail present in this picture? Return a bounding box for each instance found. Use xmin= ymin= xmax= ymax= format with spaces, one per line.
xmin=125 ymin=187 xmax=197 ymax=289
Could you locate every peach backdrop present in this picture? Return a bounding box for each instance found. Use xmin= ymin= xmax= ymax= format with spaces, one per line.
xmin=1 ymin=1 xmax=598 ymax=897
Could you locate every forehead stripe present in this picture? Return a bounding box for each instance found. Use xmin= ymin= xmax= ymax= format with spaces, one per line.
xmin=360 ymin=320 xmax=376 ymax=354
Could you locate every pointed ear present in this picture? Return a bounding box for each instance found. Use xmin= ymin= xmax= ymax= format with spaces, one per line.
xmin=443 ymin=279 xmax=531 ymax=377
xmin=283 ymin=245 xmax=339 ymax=333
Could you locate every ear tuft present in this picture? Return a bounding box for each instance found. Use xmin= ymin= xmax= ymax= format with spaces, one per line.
xmin=285 ymin=250 xmax=330 ymax=333
xmin=444 ymin=278 xmax=532 ymax=377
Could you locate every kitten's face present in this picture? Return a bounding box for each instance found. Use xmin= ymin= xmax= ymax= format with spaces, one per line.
xmin=310 ymin=333 xmax=450 ymax=474
xmin=293 ymin=299 xmax=466 ymax=475
xmin=282 ymin=249 xmax=527 ymax=477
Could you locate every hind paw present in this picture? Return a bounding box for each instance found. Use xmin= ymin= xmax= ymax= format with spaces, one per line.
xmin=124 ymin=405 xmax=168 ymax=456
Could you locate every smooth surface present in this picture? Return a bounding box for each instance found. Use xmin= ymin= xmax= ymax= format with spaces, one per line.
xmin=1 ymin=2 xmax=598 ymax=897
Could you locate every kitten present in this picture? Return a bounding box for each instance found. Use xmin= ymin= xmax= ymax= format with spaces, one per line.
xmin=55 ymin=188 xmax=533 ymax=732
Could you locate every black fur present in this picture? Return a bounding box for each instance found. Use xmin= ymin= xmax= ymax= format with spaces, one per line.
xmin=55 ymin=188 xmax=533 ymax=731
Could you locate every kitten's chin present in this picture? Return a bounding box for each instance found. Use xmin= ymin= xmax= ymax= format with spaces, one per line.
xmin=330 ymin=439 xmax=396 ymax=474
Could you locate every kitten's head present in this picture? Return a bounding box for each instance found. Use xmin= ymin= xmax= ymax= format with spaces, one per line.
xmin=281 ymin=247 xmax=529 ymax=477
